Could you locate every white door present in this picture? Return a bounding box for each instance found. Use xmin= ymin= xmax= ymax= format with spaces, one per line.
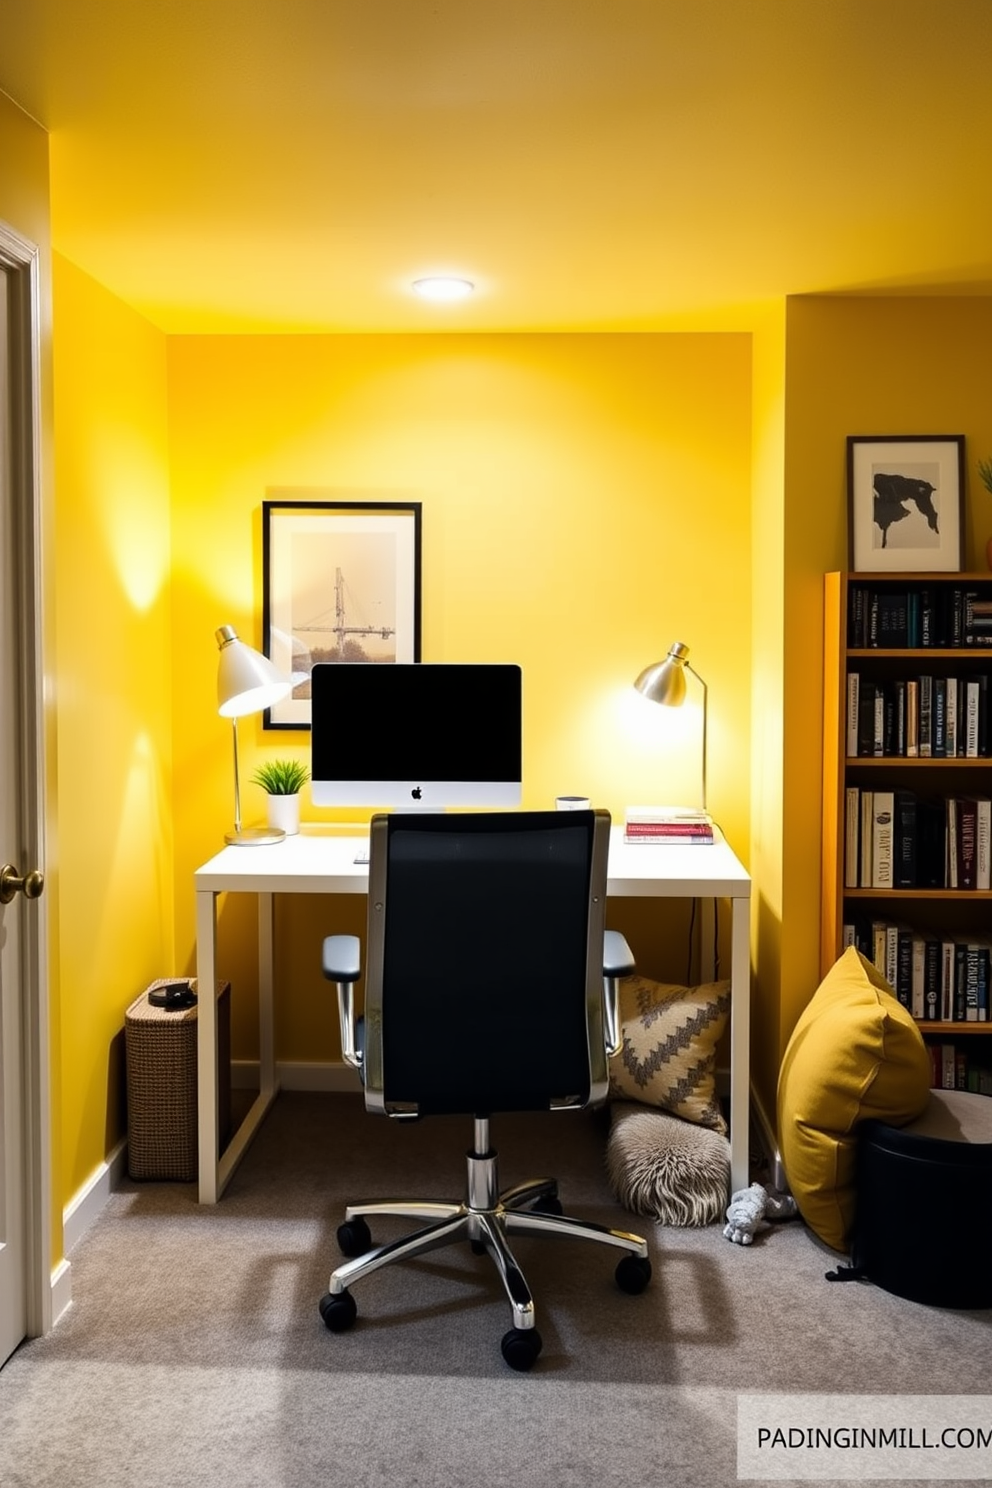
xmin=0 ymin=231 xmax=50 ymax=1367
xmin=0 ymin=267 xmax=27 ymax=1366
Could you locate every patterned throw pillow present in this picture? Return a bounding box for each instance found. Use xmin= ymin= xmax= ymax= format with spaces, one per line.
xmin=609 ymin=974 xmax=731 ymax=1134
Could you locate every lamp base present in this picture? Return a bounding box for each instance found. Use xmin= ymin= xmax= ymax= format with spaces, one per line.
xmin=225 ymin=825 xmax=287 ymax=847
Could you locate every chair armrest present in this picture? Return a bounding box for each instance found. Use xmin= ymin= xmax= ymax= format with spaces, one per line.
xmin=603 ymin=930 xmax=635 ymax=980
xmin=602 ymin=930 xmax=634 ymax=1059
xmin=323 ymin=934 xmax=361 ymax=983
xmin=322 ymin=934 xmax=363 ymax=1071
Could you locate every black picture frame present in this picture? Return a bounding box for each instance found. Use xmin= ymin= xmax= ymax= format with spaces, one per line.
xmin=262 ymin=496 xmax=422 ymax=729
xmin=847 ymin=435 xmax=965 ymax=573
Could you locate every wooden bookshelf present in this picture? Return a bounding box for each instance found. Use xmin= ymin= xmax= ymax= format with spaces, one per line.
xmin=822 ymin=573 xmax=992 ymax=1093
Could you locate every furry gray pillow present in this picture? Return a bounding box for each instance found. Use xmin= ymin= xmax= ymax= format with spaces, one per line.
xmin=607 ymin=1102 xmax=730 ymax=1226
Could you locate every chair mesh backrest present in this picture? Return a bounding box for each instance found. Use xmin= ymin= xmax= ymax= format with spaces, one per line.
xmin=370 ymin=811 xmax=605 ymax=1117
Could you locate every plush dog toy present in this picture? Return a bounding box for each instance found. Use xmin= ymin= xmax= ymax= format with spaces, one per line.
xmin=723 ymin=1182 xmax=797 ymax=1244
xmin=723 ymin=1182 xmax=769 ymax=1244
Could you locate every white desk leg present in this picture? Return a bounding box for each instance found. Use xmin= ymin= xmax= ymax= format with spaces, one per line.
xmin=728 ymin=895 xmax=751 ymax=1196
xmin=196 ymin=888 xmax=220 ymax=1204
xmin=213 ymin=889 xmax=281 ymax=1199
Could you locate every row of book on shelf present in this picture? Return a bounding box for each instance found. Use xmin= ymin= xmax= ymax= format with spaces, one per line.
xmin=844 ymin=788 xmax=991 ymax=891
xmin=843 ymin=918 xmax=992 ymax=1024
xmin=927 ymin=1041 xmax=992 ymax=1096
xmin=846 ymin=671 xmax=989 ymax=758
xmin=847 ymin=583 xmax=992 ymax=650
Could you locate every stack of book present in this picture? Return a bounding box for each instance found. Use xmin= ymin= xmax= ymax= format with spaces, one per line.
xmin=623 ymin=806 xmax=715 ymax=845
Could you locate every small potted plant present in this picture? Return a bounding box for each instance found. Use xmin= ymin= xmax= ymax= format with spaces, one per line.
xmin=251 ymin=758 xmax=310 ymax=836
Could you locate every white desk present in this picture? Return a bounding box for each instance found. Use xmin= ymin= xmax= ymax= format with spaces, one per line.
xmin=194 ymin=826 xmax=751 ymax=1203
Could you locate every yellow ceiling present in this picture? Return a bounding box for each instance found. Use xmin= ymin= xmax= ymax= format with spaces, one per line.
xmin=3 ymin=0 xmax=992 ymax=334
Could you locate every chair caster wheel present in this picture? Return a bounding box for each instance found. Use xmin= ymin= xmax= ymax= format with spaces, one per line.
xmin=319 ymin=1289 xmax=358 ymax=1332
xmin=500 ymin=1326 xmax=542 ymax=1371
xmin=534 ymin=1195 xmax=563 ymax=1216
xmin=615 ymin=1254 xmax=652 ymax=1295
xmin=337 ymin=1217 xmax=372 ymax=1257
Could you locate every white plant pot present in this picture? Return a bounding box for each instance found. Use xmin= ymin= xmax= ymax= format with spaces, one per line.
xmin=266 ymin=793 xmax=300 ymax=836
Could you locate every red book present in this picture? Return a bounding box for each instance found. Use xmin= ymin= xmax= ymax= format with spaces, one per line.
xmin=624 ymin=821 xmax=714 ymax=837
xmin=956 ymin=797 xmax=978 ymax=891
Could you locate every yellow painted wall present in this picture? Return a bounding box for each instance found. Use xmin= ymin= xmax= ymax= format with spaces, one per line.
xmin=51 ymin=254 xmax=175 ymax=1202
xmin=39 ymin=280 xmax=992 ymax=1213
xmin=776 ymin=295 xmax=992 ymax=1089
xmin=0 ymin=95 xmax=51 ymax=247
xmin=748 ymin=303 xmax=787 ymax=1114
xmin=167 ymin=332 xmax=753 ymax=1060
xmin=5 ymin=70 xmax=989 ymax=1263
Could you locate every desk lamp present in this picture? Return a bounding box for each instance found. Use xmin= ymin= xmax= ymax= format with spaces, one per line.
xmin=633 ymin=640 xmax=709 ymax=813
xmin=216 ymin=625 xmax=292 ymax=845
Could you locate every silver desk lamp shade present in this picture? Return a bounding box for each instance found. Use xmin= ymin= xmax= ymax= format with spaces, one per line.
xmin=633 ymin=640 xmax=708 ymax=813
xmin=216 ymin=625 xmax=293 ymax=846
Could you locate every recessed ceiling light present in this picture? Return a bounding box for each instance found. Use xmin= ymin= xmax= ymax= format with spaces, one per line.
xmin=412 ymin=277 xmax=475 ymax=302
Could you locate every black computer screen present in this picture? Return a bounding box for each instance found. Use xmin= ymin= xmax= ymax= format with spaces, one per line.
xmin=310 ymin=662 xmax=522 ymax=809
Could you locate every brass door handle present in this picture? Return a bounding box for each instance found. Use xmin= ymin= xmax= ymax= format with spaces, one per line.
xmin=0 ymin=863 xmax=44 ymax=904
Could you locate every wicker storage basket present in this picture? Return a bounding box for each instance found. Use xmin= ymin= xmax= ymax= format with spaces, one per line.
xmin=125 ymin=977 xmax=231 ymax=1181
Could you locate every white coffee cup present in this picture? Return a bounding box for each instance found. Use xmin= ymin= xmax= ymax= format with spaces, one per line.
xmin=555 ymin=795 xmax=591 ymax=811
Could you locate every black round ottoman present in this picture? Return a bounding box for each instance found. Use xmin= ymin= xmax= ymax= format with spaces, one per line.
xmin=851 ymin=1088 xmax=992 ymax=1309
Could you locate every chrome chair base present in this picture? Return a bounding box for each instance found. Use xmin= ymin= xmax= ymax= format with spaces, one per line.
xmin=322 ymin=1119 xmax=650 ymax=1367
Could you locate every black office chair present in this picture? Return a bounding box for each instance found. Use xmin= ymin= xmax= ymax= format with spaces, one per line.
xmin=319 ymin=809 xmax=652 ymax=1371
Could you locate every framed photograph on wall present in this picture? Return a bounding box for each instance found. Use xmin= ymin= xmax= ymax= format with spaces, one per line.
xmin=847 ymin=435 xmax=965 ymax=573
xmin=262 ymin=497 xmax=422 ymax=729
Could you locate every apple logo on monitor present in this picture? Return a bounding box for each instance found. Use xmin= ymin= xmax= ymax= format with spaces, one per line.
xmin=411 ymin=787 xmax=422 ymax=800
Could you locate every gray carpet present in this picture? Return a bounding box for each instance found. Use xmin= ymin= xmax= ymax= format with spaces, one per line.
xmin=1 ymin=1093 xmax=990 ymax=1488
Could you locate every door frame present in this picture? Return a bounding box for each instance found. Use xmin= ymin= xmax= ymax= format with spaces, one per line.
xmin=0 ymin=219 xmax=54 ymax=1339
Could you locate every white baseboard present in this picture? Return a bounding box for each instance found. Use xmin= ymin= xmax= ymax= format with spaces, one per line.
xmin=50 ymin=1257 xmax=72 ymax=1327
xmin=54 ymin=1134 xmax=128 ymax=1325
xmin=62 ymin=1135 xmax=129 ymax=1256
xmin=232 ymin=1059 xmax=361 ymax=1093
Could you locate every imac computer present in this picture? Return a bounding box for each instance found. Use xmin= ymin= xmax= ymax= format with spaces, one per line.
xmin=310 ymin=662 xmax=522 ymax=810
